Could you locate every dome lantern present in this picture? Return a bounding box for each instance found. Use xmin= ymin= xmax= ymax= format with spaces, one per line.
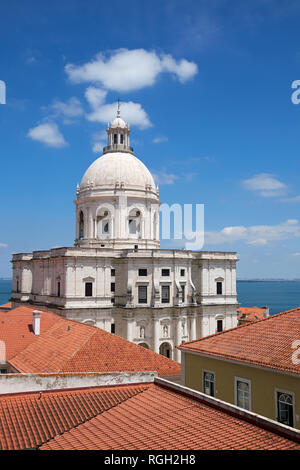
xmin=103 ymin=99 xmax=133 ymax=155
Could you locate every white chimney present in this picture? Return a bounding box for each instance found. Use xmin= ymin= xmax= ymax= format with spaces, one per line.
xmin=32 ymin=310 xmax=41 ymax=336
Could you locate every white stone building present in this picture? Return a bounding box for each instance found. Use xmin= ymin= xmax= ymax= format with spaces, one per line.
xmin=11 ymin=106 xmax=238 ymax=361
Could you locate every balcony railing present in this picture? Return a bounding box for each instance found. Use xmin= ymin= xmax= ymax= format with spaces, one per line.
xmin=103 ymin=144 xmax=134 ymax=154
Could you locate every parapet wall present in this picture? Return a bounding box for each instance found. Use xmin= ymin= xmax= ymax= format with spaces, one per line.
xmin=0 ymin=371 xmax=157 ymax=395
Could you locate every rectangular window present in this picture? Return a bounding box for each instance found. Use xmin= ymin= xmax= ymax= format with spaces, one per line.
xmin=138 ymin=268 xmax=147 ymax=276
xmin=111 ymin=282 xmax=115 ymax=292
xmin=138 ymin=285 xmax=147 ymax=304
xmin=235 ymin=378 xmax=251 ymax=411
xmin=203 ymin=371 xmax=215 ymax=397
xmin=217 ymin=281 xmax=223 ymax=295
xmin=120 ymin=134 xmax=124 ymax=144
xmin=161 ymin=285 xmax=170 ymax=303
xmin=111 ymin=269 xmax=115 ymax=277
xmin=180 ymin=269 xmax=185 ymax=276
xmin=85 ymin=282 xmax=93 ymax=297
xmin=181 ymin=284 xmax=185 ymax=303
xmin=0 ymin=369 xmax=8 ymax=374
xmin=217 ymin=319 xmax=223 ymax=332
xmin=277 ymin=392 xmax=294 ymax=427
xmin=57 ymin=281 xmax=61 ymax=297
xmin=111 ymin=323 xmax=115 ymax=334
xmin=114 ymin=133 xmax=117 ymax=144
xmin=16 ymin=280 xmax=19 ymax=293
xmin=162 ymin=269 xmax=170 ymax=277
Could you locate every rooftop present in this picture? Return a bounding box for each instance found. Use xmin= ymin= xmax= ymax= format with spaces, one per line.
xmin=179 ymin=307 xmax=300 ymax=375
xmin=237 ymin=306 xmax=269 ymax=323
xmin=1 ymin=376 xmax=299 ymax=450
xmin=1 ymin=306 xmax=181 ymax=377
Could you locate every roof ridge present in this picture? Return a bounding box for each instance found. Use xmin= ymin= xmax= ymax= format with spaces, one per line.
xmin=58 ymin=328 xmax=99 ymax=372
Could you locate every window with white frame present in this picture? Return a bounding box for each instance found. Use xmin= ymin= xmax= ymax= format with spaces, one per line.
xmin=277 ymin=392 xmax=294 ymax=427
xmin=203 ymin=371 xmax=215 ymax=397
xmin=235 ymin=378 xmax=251 ymax=410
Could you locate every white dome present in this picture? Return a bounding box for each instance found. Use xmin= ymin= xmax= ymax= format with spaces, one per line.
xmin=110 ymin=117 xmax=127 ymax=128
xmin=80 ymin=152 xmax=156 ymax=190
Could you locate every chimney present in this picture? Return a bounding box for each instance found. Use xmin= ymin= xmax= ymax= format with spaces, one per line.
xmin=32 ymin=310 xmax=41 ymax=335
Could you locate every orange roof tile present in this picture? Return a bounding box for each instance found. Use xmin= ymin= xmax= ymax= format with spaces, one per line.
xmin=179 ymin=307 xmax=300 ymax=374
xmin=39 ymin=382 xmax=300 ymax=450
xmin=0 ymin=302 xmax=12 ymax=310
xmin=237 ymin=306 xmax=268 ymax=323
xmin=0 ymin=306 xmax=59 ymax=360
xmin=2 ymin=306 xmax=180 ymax=376
xmin=0 ymin=383 xmax=148 ymax=450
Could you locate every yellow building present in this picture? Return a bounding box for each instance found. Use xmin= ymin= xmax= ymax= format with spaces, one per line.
xmin=178 ymin=307 xmax=300 ymax=429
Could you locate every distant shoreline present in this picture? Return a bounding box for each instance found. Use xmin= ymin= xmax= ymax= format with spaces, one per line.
xmin=237 ymin=279 xmax=300 ymax=282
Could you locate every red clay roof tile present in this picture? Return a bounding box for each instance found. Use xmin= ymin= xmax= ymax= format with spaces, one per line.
xmin=39 ymin=383 xmax=300 ymax=450
xmin=1 ymin=306 xmax=181 ymax=377
xmin=0 ymin=383 xmax=148 ymax=450
xmin=179 ymin=307 xmax=300 ymax=374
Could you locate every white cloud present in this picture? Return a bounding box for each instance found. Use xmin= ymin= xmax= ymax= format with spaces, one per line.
xmin=242 ymin=173 xmax=287 ymax=197
xmin=92 ymin=142 xmax=104 ymax=154
xmin=160 ymin=54 xmax=198 ymax=83
xmin=65 ymin=48 xmax=198 ymax=92
xmin=50 ymin=97 xmax=83 ymax=119
xmin=27 ymin=122 xmax=68 ymax=148
xmin=87 ymin=100 xmax=152 ymax=129
xmin=153 ymin=136 xmax=168 ymax=143
xmin=91 ymin=129 xmax=106 ymax=154
xmin=204 ymin=219 xmax=300 ymax=247
xmin=281 ymin=195 xmax=300 ymax=203
xmin=151 ymin=170 xmax=179 ymax=185
xmin=292 ymin=252 xmax=300 ymax=257
xmin=0 ymin=243 xmax=7 ymax=248
xmin=85 ymin=87 xmax=107 ymax=110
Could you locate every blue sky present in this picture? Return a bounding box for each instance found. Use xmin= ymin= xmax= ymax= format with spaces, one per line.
xmin=1 ymin=0 xmax=300 ymax=278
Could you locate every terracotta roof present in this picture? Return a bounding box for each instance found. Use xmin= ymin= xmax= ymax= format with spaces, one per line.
xmin=1 ymin=306 xmax=180 ymax=376
xmin=0 ymin=306 xmax=58 ymax=360
xmin=40 ymin=381 xmax=300 ymax=450
xmin=237 ymin=306 xmax=269 ymax=323
xmin=0 ymin=383 xmax=148 ymax=450
xmin=179 ymin=307 xmax=300 ymax=375
xmin=0 ymin=302 xmax=12 ymax=311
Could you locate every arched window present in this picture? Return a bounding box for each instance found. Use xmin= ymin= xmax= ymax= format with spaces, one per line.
xmin=79 ymin=211 xmax=84 ymax=239
xmin=97 ymin=209 xmax=111 ymax=238
xmin=159 ymin=342 xmax=172 ymax=359
xmin=128 ymin=209 xmax=141 ymax=237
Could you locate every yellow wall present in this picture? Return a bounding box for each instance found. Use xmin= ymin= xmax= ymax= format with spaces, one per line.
xmin=184 ymin=351 xmax=300 ymax=429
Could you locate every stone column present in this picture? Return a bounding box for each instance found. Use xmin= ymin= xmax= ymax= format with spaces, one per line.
xmin=152 ymin=314 xmax=160 ymax=353
xmin=124 ymin=312 xmax=134 ymax=342
xmin=189 ymin=313 xmax=197 ymax=341
xmin=174 ymin=314 xmax=182 ymax=362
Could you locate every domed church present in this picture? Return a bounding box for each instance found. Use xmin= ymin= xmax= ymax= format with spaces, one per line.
xmin=11 ymin=105 xmax=238 ymax=361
